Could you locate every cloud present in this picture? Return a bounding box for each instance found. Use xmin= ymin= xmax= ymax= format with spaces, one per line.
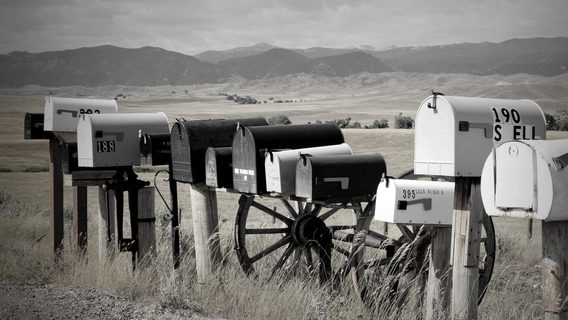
xmin=0 ymin=0 xmax=566 ymax=55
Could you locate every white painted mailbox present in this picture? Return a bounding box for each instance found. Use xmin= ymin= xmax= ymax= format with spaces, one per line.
xmin=44 ymin=96 xmax=118 ymax=143
xmin=375 ymin=178 xmax=454 ymax=225
xmin=481 ymin=139 xmax=568 ymax=221
xmin=264 ymin=143 xmax=353 ymax=194
xmin=77 ymin=112 xmax=169 ymax=168
xmin=414 ymin=95 xmax=546 ymax=177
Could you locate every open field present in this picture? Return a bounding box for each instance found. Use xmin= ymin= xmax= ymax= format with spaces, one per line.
xmin=1 ymin=72 xmax=568 ymax=319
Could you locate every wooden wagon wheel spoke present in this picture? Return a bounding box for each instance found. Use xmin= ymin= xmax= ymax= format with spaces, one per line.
xmin=332 ymin=230 xmax=353 ymax=243
xmin=304 ymin=247 xmax=315 ymax=273
xmin=250 ymin=200 xmax=294 ymax=226
xmin=280 ymin=199 xmax=298 ymax=218
xmin=249 ymin=235 xmax=292 ymax=264
xmin=270 ymin=243 xmax=296 ymax=278
xmin=318 ymin=207 xmax=340 ymax=221
xmin=332 ymin=243 xmax=351 ymax=258
xmin=245 ymin=228 xmax=290 ymax=235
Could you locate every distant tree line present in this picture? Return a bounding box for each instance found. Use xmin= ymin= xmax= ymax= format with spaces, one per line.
xmin=264 ymin=113 xmax=416 ymax=129
xmin=545 ymin=112 xmax=568 ymax=131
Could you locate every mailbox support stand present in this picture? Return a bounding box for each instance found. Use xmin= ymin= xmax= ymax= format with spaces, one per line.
xmin=451 ymin=178 xmax=483 ymax=320
xmin=98 ymin=186 xmax=116 ymax=260
xmin=189 ymin=184 xmax=222 ymax=283
xmin=136 ymin=186 xmax=156 ymax=262
xmin=168 ymin=166 xmax=181 ymax=269
xmin=72 ymin=186 xmax=88 ymax=253
xmin=426 ymin=226 xmax=452 ymax=320
xmin=49 ymin=139 xmax=64 ymax=259
xmin=542 ymin=221 xmax=568 ymax=320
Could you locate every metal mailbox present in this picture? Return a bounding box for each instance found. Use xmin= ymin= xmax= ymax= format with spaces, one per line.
xmin=374 ymin=178 xmax=454 ymax=225
xmin=77 ymin=112 xmax=169 ymax=168
xmin=295 ymin=154 xmax=386 ymax=202
xmin=205 ymin=147 xmax=233 ymax=189
xmin=414 ymin=95 xmax=546 ymax=177
xmin=44 ymin=96 xmax=118 ymax=143
xmin=24 ymin=113 xmax=51 ymax=140
xmin=170 ymin=118 xmax=267 ymax=184
xmin=140 ymin=133 xmax=171 ymax=166
xmin=264 ymin=143 xmax=353 ymax=195
xmin=481 ymin=139 xmax=568 ymax=221
xmin=232 ymin=123 xmax=345 ymax=194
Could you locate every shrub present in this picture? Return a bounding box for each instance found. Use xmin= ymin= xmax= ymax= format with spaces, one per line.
xmin=395 ymin=113 xmax=414 ymax=129
xmin=267 ymin=114 xmax=292 ymax=125
xmin=366 ymin=119 xmax=389 ymax=129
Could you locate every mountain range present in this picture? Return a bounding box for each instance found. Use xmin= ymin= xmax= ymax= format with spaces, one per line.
xmin=0 ymin=37 xmax=566 ymax=87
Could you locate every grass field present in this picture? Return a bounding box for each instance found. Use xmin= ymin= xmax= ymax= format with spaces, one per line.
xmin=1 ymin=74 xmax=568 ymax=319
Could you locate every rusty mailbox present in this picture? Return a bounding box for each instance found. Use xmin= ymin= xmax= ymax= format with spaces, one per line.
xmin=232 ymin=123 xmax=345 ymax=194
xmin=295 ymin=154 xmax=386 ymax=202
xmin=205 ymin=147 xmax=233 ymax=189
xmin=170 ymin=118 xmax=268 ymax=184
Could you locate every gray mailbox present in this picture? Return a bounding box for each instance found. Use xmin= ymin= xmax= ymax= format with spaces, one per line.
xmin=44 ymin=96 xmax=118 ymax=143
xmin=481 ymin=139 xmax=568 ymax=221
xmin=170 ymin=118 xmax=267 ymax=184
xmin=264 ymin=143 xmax=353 ymax=195
xmin=414 ymin=95 xmax=546 ymax=177
xmin=232 ymin=123 xmax=345 ymax=195
xmin=77 ymin=112 xmax=169 ymax=168
xmin=295 ymin=154 xmax=386 ymax=202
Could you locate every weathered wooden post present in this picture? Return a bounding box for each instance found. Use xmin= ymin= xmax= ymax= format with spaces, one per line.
xmin=137 ymin=186 xmax=157 ymax=261
xmin=49 ymin=138 xmax=65 ymax=257
xmin=72 ymin=185 xmax=88 ymax=253
xmin=481 ymin=139 xmax=568 ymax=320
xmin=98 ymin=185 xmax=116 ymax=259
xmin=426 ymin=227 xmax=451 ymax=319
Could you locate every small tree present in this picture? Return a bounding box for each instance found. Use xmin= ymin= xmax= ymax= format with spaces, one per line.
xmin=267 ymin=114 xmax=292 ymax=125
xmin=394 ymin=113 xmax=414 ymax=129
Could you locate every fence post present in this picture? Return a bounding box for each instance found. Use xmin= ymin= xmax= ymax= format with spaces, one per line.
xmin=98 ymin=186 xmax=116 ymax=260
xmin=189 ymin=184 xmax=222 ymax=283
xmin=137 ymin=186 xmax=156 ymax=261
xmin=426 ymin=226 xmax=452 ymax=319
xmin=49 ymin=139 xmax=64 ymax=259
xmin=542 ymin=221 xmax=568 ymax=320
xmin=72 ymin=185 xmax=88 ymax=253
xmin=451 ymin=177 xmax=483 ymax=320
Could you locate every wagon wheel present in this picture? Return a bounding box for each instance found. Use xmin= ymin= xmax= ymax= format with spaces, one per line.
xmin=234 ymin=194 xmax=372 ymax=285
xmin=350 ymin=170 xmax=496 ymax=306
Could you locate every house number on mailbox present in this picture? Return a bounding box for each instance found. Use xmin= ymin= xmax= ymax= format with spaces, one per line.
xmin=96 ymin=140 xmax=116 ymax=153
xmin=492 ymin=107 xmax=537 ymax=142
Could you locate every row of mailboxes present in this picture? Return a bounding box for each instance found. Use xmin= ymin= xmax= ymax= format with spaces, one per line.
xmin=170 ymin=118 xmax=268 ymax=184
xmin=232 ymin=123 xmax=345 ymax=194
xmin=481 ymin=139 xmax=568 ymax=221
xmin=414 ymin=95 xmax=546 ymax=177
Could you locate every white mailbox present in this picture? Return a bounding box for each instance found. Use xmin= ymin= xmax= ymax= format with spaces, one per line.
xmin=77 ymin=112 xmax=169 ymax=168
xmin=414 ymin=95 xmax=546 ymax=177
xmin=375 ymin=178 xmax=454 ymax=225
xmin=265 ymin=143 xmax=353 ymax=194
xmin=44 ymin=96 xmax=118 ymax=143
xmin=481 ymin=139 xmax=568 ymax=221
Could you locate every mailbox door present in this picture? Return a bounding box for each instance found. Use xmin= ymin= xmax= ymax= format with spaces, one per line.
xmin=24 ymin=113 xmax=51 ymax=140
xmin=205 ymin=147 xmax=233 ymax=188
xmin=494 ymin=143 xmax=535 ymax=210
xmin=140 ymin=133 xmax=171 ymax=166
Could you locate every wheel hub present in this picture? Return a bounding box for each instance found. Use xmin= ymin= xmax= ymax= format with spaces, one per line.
xmin=291 ymin=214 xmax=331 ymax=246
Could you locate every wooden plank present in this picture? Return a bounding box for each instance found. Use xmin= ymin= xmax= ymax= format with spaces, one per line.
xmin=72 ymin=170 xmax=117 ymax=187
xmin=72 ymin=186 xmax=88 ymax=253
xmin=137 ymin=186 xmax=156 ymax=261
xmin=49 ymin=139 xmax=64 ymax=258
xmin=542 ymin=221 xmax=568 ymax=320
xmin=451 ymin=177 xmax=483 ymax=320
xmin=189 ymin=184 xmax=222 ymax=283
xmin=426 ymin=226 xmax=452 ymax=320
xmin=98 ymin=186 xmax=116 ymax=260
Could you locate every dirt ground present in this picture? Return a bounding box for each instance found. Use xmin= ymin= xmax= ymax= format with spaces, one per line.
xmin=0 ymin=281 xmax=223 ymax=320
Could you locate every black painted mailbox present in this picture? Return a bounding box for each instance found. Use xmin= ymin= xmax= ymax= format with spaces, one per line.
xmin=205 ymin=147 xmax=233 ymax=189
xmin=140 ymin=133 xmax=171 ymax=166
xmin=170 ymin=118 xmax=268 ymax=184
xmin=24 ymin=113 xmax=51 ymax=140
xmin=232 ymin=123 xmax=345 ymax=194
xmin=61 ymin=142 xmax=79 ymax=174
xmin=295 ymin=154 xmax=387 ymax=202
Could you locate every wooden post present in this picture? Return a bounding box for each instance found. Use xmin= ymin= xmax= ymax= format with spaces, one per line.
xmin=189 ymin=184 xmax=222 ymax=283
xmin=542 ymin=221 xmax=568 ymax=320
xmin=136 ymin=186 xmax=156 ymax=261
xmin=451 ymin=178 xmax=483 ymax=320
xmin=49 ymin=139 xmax=64 ymax=258
xmin=72 ymin=186 xmax=88 ymax=253
xmin=98 ymin=186 xmax=116 ymax=260
xmin=426 ymin=226 xmax=452 ymax=320
xmin=168 ymin=165 xmax=181 ymax=269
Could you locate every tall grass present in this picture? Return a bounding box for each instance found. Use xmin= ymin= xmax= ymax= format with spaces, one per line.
xmin=0 ymin=190 xmax=548 ymax=319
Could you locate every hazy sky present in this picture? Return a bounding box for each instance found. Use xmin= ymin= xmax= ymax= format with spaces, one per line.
xmin=1 ymin=0 xmax=567 ymax=55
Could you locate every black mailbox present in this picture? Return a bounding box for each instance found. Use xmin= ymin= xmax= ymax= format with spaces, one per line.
xmin=170 ymin=118 xmax=268 ymax=184
xmin=61 ymin=142 xmax=79 ymax=174
xmin=140 ymin=133 xmax=171 ymax=166
xmin=24 ymin=113 xmax=51 ymax=140
xmin=295 ymin=154 xmax=386 ymax=202
xmin=205 ymin=147 xmax=233 ymax=189
xmin=232 ymin=123 xmax=345 ymax=194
